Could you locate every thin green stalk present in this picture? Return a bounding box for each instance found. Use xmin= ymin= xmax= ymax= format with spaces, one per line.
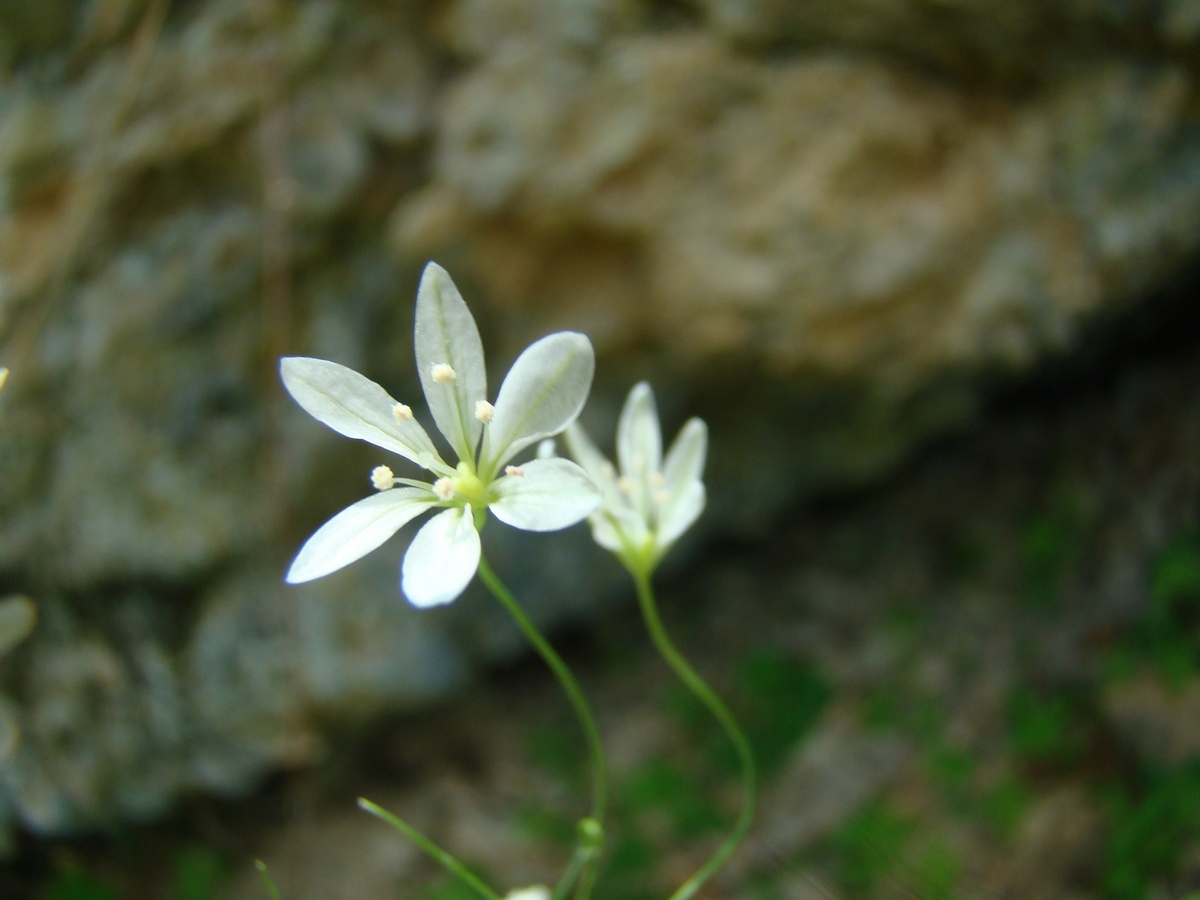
xmin=254 ymin=861 xmax=284 ymax=900
xmin=477 ymin=555 xmax=608 ymax=824
xmin=632 ymin=571 xmax=757 ymax=900
xmin=358 ymin=798 xmax=503 ymax=900
xmin=477 ymin=554 xmax=608 ymax=900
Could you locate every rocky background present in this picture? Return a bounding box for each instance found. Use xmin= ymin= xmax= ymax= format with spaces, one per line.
xmin=2 ymin=0 xmax=1200 ymax=882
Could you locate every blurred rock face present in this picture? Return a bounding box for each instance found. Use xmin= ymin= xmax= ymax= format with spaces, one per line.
xmin=0 ymin=0 xmax=1199 ymax=835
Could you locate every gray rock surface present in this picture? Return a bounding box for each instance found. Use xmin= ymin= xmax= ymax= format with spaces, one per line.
xmin=1 ymin=0 xmax=1200 ymax=835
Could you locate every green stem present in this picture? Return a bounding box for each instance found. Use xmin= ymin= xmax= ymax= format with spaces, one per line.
xmin=253 ymin=861 xmax=284 ymax=900
xmin=477 ymin=555 xmax=608 ymax=824
xmin=358 ymin=798 xmax=502 ymax=900
xmin=632 ymin=570 xmax=757 ymax=900
xmin=476 ymin=555 xmax=608 ymax=900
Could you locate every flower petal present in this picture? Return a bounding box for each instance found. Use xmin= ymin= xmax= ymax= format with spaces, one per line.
xmin=286 ymin=488 xmax=436 ymax=583
xmin=564 ymin=422 xmax=608 ymax=483
xmin=401 ymin=507 xmax=481 ymax=608
xmin=490 ymin=458 xmax=601 ymax=531
xmin=414 ymin=262 xmax=488 ymax=464
xmin=662 ymin=418 xmax=707 ymax=504
xmin=281 ymin=357 xmax=448 ymax=474
xmin=482 ymin=332 xmax=595 ymax=474
xmin=616 ymin=382 xmax=662 ymax=482
xmin=592 ymin=503 xmax=648 ymax=555
xmin=656 ymin=480 xmax=705 ymax=552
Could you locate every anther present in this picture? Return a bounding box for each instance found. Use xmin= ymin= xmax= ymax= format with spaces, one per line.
xmin=431 ymin=363 xmax=457 ymax=384
xmin=505 ymin=465 xmax=525 ymax=477
xmin=371 ymin=465 xmax=395 ymax=491
xmin=617 ymin=476 xmax=634 ymax=495
xmin=600 ymin=461 xmax=616 ymax=479
xmin=653 ymin=490 xmax=669 ymax=506
xmin=393 ymin=402 xmax=413 ymax=422
xmin=475 ymin=400 xmax=495 ymax=424
xmin=433 ymin=477 xmax=456 ymax=501
xmin=648 ymin=472 xmax=665 ymax=488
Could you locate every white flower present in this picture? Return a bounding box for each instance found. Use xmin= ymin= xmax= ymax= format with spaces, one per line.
xmin=565 ymin=382 xmax=706 ymax=575
xmin=504 ymin=888 xmax=550 ymax=900
xmin=281 ymin=262 xmax=601 ymax=608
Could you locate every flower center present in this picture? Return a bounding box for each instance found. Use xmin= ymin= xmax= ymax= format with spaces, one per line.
xmin=452 ymin=461 xmax=488 ymax=506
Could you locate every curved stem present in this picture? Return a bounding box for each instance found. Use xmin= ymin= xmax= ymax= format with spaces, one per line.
xmin=476 ymin=552 xmax=609 ymax=825
xmin=358 ymin=798 xmax=502 ymax=900
xmin=632 ymin=571 xmax=757 ymax=900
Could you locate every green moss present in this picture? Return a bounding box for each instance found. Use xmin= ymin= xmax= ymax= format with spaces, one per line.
xmin=911 ymin=841 xmax=963 ymax=900
xmin=171 ymin=847 xmax=227 ymax=900
xmin=1101 ymin=761 xmax=1200 ymax=899
xmin=978 ymin=777 xmax=1031 ymax=838
xmin=524 ymin=723 xmax=582 ymax=785
xmin=47 ymin=870 xmax=121 ymax=900
xmin=830 ymin=802 xmax=913 ymax=892
xmin=622 ymin=759 xmax=724 ymax=840
xmin=667 ymin=649 xmax=829 ymax=776
xmin=1020 ymin=488 xmax=1090 ymax=610
xmin=1103 ymin=533 xmax=1200 ymax=689
xmin=593 ymin=831 xmax=656 ymax=900
xmin=514 ymin=805 xmax=576 ymax=847
xmin=1006 ymin=686 xmax=1086 ymax=767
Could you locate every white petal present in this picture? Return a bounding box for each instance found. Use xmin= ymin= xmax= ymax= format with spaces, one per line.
xmin=591 ymin=504 xmax=648 ymax=554
xmin=662 ymin=418 xmax=707 ymax=502
xmin=281 ymin=357 xmax=448 ymax=473
xmin=616 ymin=382 xmax=662 ymax=481
xmin=656 ymin=480 xmax=705 ymax=552
xmin=414 ymin=263 xmax=488 ymax=464
xmin=0 ymin=596 xmax=35 ymax=657
xmin=286 ymin=488 xmax=436 ymax=583
xmin=564 ymin=422 xmax=609 ymax=483
xmin=401 ymin=507 xmax=481 ymax=608
xmin=490 ymin=458 xmax=601 ymax=532
xmin=482 ymin=332 xmax=595 ymax=474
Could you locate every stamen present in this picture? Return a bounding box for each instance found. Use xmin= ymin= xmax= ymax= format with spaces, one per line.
xmin=475 ymin=400 xmax=495 ymax=424
xmin=393 ymin=402 xmax=413 ymax=422
xmin=536 ymin=438 xmax=555 ymax=459
xmin=505 ymin=465 xmax=525 ymax=477
xmin=617 ymin=476 xmax=634 ymax=495
xmin=433 ymin=477 xmax=456 ymax=501
xmin=648 ymin=472 xmax=665 ymax=488
xmin=600 ymin=462 xmax=616 ymax=479
xmin=371 ymin=465 xmax=395 ymax=491
xmin=431 ymin=363 xmax=457 ymax=384
xmin=653 ymin=489 xmax=669 ymax=506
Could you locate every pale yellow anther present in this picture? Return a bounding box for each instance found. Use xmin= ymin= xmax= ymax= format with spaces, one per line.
xmin=653 ymin=489 xmax=669 ymax=506
xmin=600 ymin=461 xmax=616 ymax=479
xmin=648 ymin=472 xmax=665 ymax=488
xmin=431 ymin=363 xmax=457 ymax=384
xmin=475 ymin=400 xmax=495 ymax=424
xmin=393 ymin=402 xmax=413 ymax=422
xmin=505 ymin=465 xmax=525 ymax=477
xmin=433 ymin=477 xmax=456 ymax=501
xmin=617 ymin=476 xmax=634 ymax=495
xmin=371 ymin=465 xmax=395 ymax=491
xmin=0 ymin=367 xmax=9 ymax=392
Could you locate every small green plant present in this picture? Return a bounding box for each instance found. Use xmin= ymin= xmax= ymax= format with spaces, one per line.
xmin=273 ymin=264 xmax=758 ymax=900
